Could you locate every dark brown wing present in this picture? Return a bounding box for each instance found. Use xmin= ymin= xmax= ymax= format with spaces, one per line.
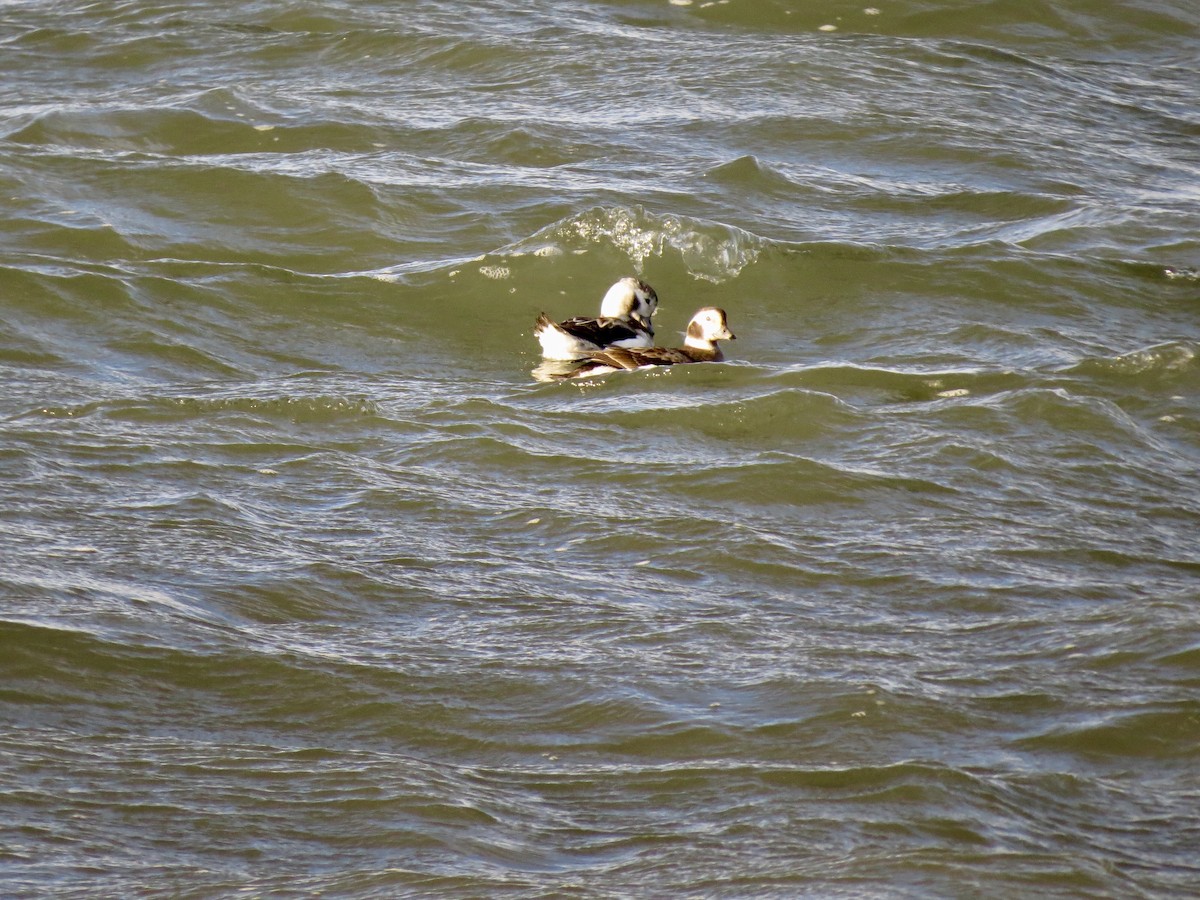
xmin=558 ymin=316 xmax=651 ymax=348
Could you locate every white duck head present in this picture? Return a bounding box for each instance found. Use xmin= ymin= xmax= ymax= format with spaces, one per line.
xmin=598 ymin=277 xmax=659 ymax=327
xmin=684 ymin=307 xmax=736 ymax=349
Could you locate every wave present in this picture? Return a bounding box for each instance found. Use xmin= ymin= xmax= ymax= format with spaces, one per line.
xmin=20 ymin=391 xmax=383 ymax=426
xmin=1067 ymin=340 xmax=1197 ymax=380
xmin=362 ymin=205 xmax=892 ymax=286
xmin=764 ymin=362 xmax=1030 ymax=406
xmin=495 ymin=206 xmax=771 ymax=284
xmin=673 ymin=0 xmax=1198 ymax=48
xmin=1015 ymin=704 xmax=1200 ymax=759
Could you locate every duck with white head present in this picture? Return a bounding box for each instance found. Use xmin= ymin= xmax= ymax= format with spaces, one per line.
xmin=533 ymin=277 xmax=659 ymax=360
xmin=541 ymin=306 xmax=735 ymax=381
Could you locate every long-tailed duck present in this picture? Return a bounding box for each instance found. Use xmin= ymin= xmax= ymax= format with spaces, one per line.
xmin=534 ymin=277 xmax=659 ymax=360
xmin=546 ymin=307 xmax=735 ymax=380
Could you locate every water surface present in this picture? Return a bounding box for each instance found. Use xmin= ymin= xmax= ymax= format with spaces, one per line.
xmin=2 ymin=0 xmax=1199 ymax=896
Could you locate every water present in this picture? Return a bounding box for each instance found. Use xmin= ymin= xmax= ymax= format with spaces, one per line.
xmin=2 ymin=1 xmax=1199 ymax=896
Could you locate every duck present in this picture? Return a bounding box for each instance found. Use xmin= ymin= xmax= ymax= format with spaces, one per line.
xmin=534 ymin=277 xmax=659 ymax=360
xmin=545 ymin=307 xmax=735 ymax=380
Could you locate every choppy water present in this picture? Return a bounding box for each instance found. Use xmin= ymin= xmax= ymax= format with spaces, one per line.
xmin=3 ymin=1 xmax=1199 ymax=896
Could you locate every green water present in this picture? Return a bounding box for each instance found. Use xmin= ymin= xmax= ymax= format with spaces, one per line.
xmin=2 ymin=1 xmax=1198 ymax=896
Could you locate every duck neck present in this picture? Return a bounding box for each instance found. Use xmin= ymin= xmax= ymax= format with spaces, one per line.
xmin=683 ymin=336 xmax=722 ymax=361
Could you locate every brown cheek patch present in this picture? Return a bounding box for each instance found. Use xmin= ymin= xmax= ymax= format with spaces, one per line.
xmin=687 ymin=321 xmax=703 ymax=340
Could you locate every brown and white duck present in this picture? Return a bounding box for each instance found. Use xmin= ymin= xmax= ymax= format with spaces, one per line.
xmin=534 ymin=276 xmax=659 ymax=360
xmin=544 ymin=307 xmax=735 ymax=380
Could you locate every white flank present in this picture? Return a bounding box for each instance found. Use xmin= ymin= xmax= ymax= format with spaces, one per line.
xmin=537 ymin=322 xmax=596 ymax=360
xmin=608 ymin=332 xmax=655 ymax=350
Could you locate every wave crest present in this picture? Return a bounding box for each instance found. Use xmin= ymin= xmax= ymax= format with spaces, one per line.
xmin=1070 ymin=341 xmax=1197 ymax=379
xmin=507 ymin=206 xmax=767 ymax=283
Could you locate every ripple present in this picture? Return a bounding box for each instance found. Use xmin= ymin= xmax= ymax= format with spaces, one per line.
xmin=23 ymin=391 xmax=383 ymax=425
xmin=2 ymin=0 xmax=1198 ymax=895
